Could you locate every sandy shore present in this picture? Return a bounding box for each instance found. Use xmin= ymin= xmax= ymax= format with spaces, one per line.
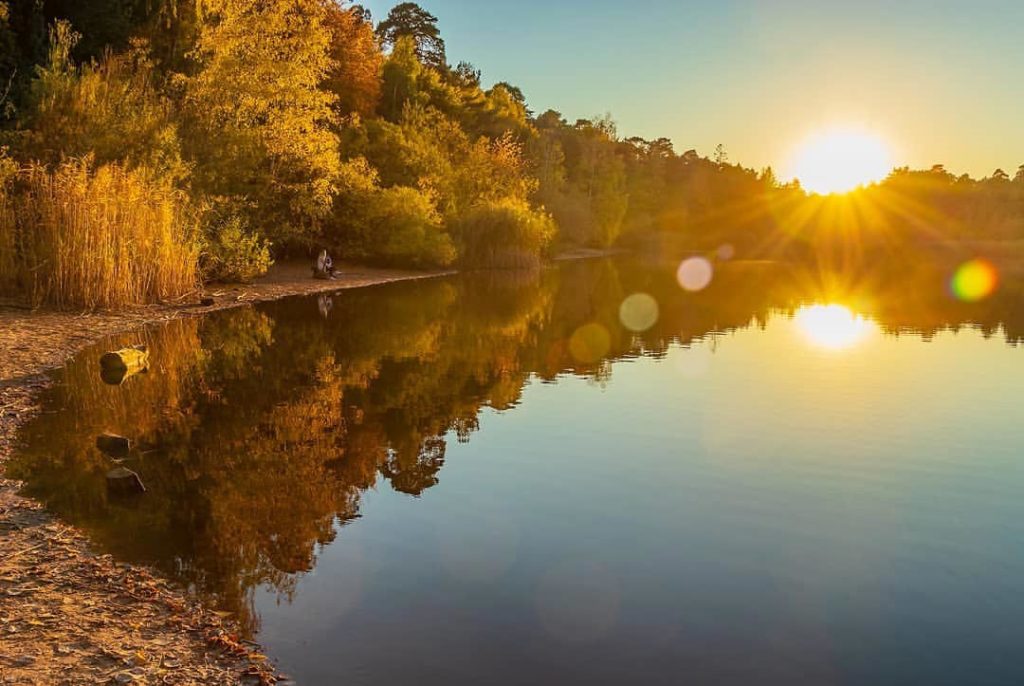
xmin=0 ymin=262 xmax=450 ymax=685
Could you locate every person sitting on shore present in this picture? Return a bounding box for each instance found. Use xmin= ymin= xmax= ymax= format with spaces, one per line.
xmin=312 ymin=250 xmax=339 ymax=280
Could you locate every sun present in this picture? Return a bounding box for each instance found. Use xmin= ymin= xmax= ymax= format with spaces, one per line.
xmin=790 ymin=128 xmax=892 ymax=195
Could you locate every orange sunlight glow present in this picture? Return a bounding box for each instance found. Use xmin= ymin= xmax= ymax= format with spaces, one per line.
xmin=794 ymin=304 xmax=875 ymax=350
xmin=790 ymin=128 xmax=892 ymax=195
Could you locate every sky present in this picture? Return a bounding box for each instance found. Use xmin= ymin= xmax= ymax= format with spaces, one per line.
xmin=360 ymin=0 xmax=1024 ymax=180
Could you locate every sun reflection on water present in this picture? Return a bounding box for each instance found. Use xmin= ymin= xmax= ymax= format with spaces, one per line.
xmin=794 ymin=304 xmax=875 ymax=350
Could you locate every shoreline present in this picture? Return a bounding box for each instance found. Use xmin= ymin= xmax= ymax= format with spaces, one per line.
xmin=3 ymin=246 xmax=1020 ymax=682
xmin=0 ymin=261 xmax=453 ymax=685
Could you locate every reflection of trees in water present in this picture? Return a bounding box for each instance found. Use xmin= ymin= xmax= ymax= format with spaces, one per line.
xmin=10 ymin=257 xmax=1024 ymax=634
xmin=767 ymin=254 xmax=1024 ymax=345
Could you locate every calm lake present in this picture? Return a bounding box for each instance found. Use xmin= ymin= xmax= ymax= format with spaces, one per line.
xmin=9 ymin=257 xmax=1024 ymax=685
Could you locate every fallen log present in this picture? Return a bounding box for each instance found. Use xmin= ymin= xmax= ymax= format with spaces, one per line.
xmin=99 ymin=345 xmax=149 ymax=385
xmin=100 ymin=344 xmax=149 ymax=371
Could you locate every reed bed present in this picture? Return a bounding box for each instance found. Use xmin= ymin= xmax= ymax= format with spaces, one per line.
xmin=0 ymin=158 xmax=202 ymax=309
xmin=0 ymin=159 xmax=16 ymax=290
xmin=454 ymin=199 xmax=556 ymax=270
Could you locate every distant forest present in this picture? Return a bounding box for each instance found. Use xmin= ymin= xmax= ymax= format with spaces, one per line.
xmin=1 ymin=1 xmax=1022 ymax=308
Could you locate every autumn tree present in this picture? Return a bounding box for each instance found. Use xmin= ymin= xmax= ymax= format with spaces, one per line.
xmin=323 ymin=1 xmax=382 ymax=118
xmin=534 ymin=114 xmax=627 ymax=248
xmin=453 ymin=61 xmax=481 ymax=88
xmin=714 ymin=143 xmax=728 ymax=166
xmin=620 ymin=136 xmax=673 ymax=237
xmin=378 ymin=35 xmax=423 ymax=121
xmin=376 ymin=2 xmax=446 ymax=70
xmin=183 ymin=0 xmax=341 ymax=245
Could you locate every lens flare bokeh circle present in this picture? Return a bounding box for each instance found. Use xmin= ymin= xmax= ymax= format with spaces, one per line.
xmin=951 ymin=259 xmax=998 ymax=302
xmin=619 ymin=293 xmax=659 ymax=332
xmin=677 ymin=257 xmax=714 ymax=292
xmin=569 ymin=323 xmax=611 ymax=364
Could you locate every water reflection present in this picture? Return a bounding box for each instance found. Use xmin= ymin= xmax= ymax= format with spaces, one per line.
xmin=7 ymin=256 xmax=1024 ymax=638
xmin=794 ymin=304 xmax=875 ymax=350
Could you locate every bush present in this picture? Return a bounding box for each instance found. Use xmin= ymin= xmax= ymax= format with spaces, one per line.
xmin=545 ymin=190 xmax=596 ymax=248
xmin=328 ymin=163 xmax=456 ymax=269
xmin=17 ymin=23 xmax=189 ymax=184
xmin=453 ymin=199 xmax=556 ymax=269
xmin=201 ymin=212 xmax=273 ymax=283
xmin=2 ymin=157 xmax=201 ymax=309
xmin=360 ymin=186 xmax=456 ymax=268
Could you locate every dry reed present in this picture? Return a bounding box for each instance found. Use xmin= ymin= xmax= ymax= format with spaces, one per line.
xmin=0 ymin=158 xmax=201 ymax=309
xmin=0 ymin=157 xmax=18 ymax=289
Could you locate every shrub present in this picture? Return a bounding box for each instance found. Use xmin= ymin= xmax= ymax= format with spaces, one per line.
xmin=17 ymin=23 xmax=189 ymax=185
xmin=545 ymin=190 xmax=597 ymax=248
xmin=453 ymin=199 xmax=556 ymax=269
xmin=2 ymin=157 xmax=201 ymax=309
xmin=201 ymin=212 xmax=273 ymax=283
xmin=328 ymin=159 xmax=455 ymax=269
xmin=359 ymin=186 xmax=456 ymax=268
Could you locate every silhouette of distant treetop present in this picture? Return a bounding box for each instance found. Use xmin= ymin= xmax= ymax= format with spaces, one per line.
xmin=376 ymin=2 xmax=446 ymax=69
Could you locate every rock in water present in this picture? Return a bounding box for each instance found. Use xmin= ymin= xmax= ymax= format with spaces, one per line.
xmin=96 ymin=433 xmax=131 ymax=459
xmin=106 ymin=467 xmax=146 ymax=495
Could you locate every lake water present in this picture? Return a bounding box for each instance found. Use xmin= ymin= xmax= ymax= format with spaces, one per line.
xmin=9 ymin=257 xmax=1024 ymax=685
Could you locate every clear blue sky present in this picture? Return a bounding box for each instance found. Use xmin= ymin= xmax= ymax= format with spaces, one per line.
xmin=360 ymin=0 xmax=1024 ymax=179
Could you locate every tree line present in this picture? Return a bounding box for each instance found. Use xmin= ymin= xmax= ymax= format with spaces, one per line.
xmin=0 ymin=1 xmax=1021 ymax=308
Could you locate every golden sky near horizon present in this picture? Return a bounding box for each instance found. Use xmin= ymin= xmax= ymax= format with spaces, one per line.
xmin=363 ymin=0 xmax=1024 ymax=180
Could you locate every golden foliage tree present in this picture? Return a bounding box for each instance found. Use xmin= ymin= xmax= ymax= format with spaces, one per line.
xmin=184 ymin=0 xmax=341 ymax=244
xmin=323 ymin=2 xmax=382 ymax=119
